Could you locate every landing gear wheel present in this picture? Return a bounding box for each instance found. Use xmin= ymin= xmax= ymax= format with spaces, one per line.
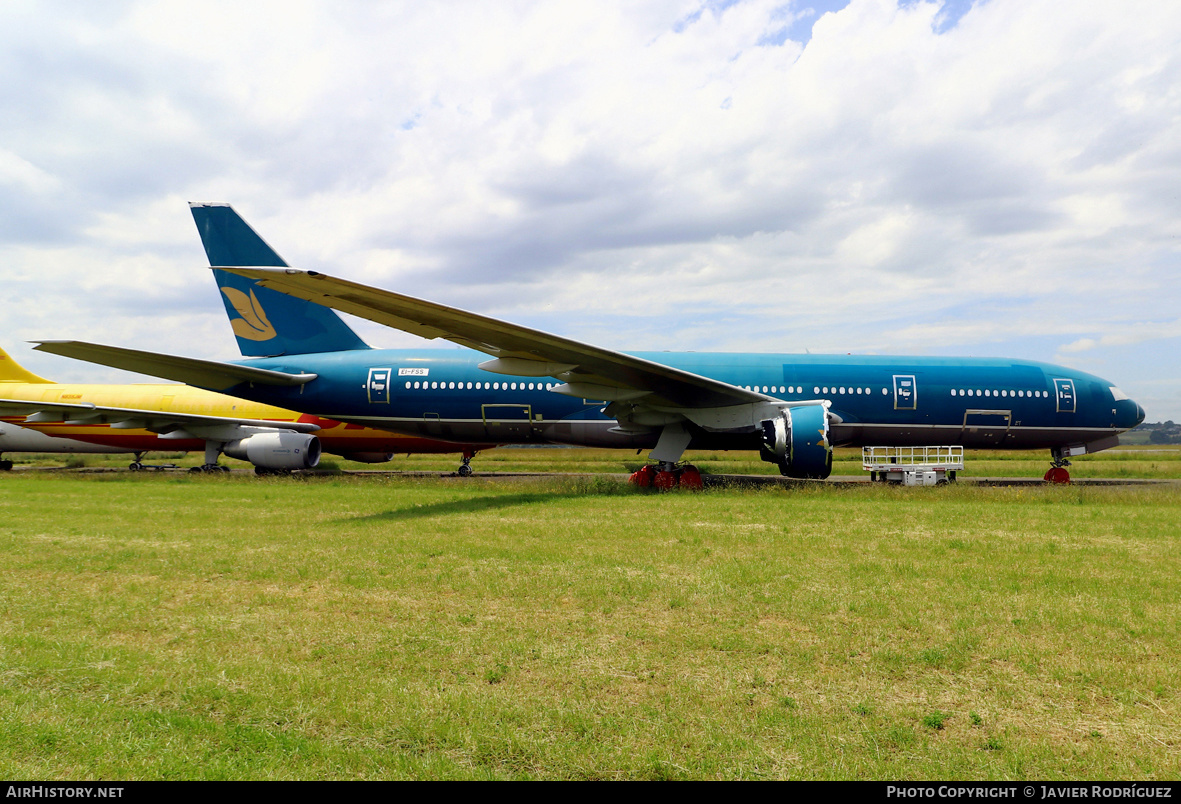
xmin=190 ymin=464 xmax=226 ymax=473
xmin=0 ymin=459 xmax=13 ymax=471
xmin=1044 ymin=466 xmax=1071 ymax=483
xmin=629 ymin=465 xmax=656 ymax=487
xmin=456 ymin=450 xmax=476 ymax=477
xmin=129 ymin=462 xmax=143 ymax=471
xmin=631 ymin=463 xmax=703 ymax=490
xmin=678 ymin=465 xmax=704 ymax=490
xmin=654 ymin=469 xmax=679 ymax=490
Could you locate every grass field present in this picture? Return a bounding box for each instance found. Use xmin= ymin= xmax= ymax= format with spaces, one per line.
xmin=1 ymin=448 xmax=1179 ymax=779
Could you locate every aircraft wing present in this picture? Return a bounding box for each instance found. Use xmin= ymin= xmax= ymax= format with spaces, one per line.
xmin=0 ymin=397 xmax=320 ymax=437
xmin=31 ymin=341 xmax=316 ymax=391
xmin=218 ymin=267 xmax=768 ymax=409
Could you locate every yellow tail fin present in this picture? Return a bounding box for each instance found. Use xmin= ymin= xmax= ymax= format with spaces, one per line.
xmin=0 ymin=346 xmax=53 ymax=383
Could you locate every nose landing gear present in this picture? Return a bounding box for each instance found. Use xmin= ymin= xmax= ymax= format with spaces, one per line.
xmin=1044 ymin=448 xmax=1071 ymax=483
xmin=456 ymin=450 xmax=477 ymax=477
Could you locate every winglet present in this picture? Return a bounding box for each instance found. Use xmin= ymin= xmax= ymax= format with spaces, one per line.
xmin=189 ymin=202 xmax=371 ymax=357
xmin=0 ymin=345 xmax=53 ymax=384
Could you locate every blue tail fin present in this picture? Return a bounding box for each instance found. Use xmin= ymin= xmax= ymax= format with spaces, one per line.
xmin=189 ymin=202 xmax=370 ymax=356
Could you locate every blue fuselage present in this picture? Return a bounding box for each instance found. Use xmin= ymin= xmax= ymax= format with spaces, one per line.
xmin=215 ymin=349 xmax=1145 ymax=453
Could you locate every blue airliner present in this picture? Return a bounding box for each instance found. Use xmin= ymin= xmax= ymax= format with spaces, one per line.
xmin=36 ymin=204 xmax=1145 ymax=484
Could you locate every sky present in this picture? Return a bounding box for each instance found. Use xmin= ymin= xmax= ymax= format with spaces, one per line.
xmin=2 ymin=0 xmax=1179 ymax=421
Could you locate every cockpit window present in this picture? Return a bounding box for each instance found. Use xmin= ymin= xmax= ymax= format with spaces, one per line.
xmin=1110 ymin=387 xmax=1130 ymax=401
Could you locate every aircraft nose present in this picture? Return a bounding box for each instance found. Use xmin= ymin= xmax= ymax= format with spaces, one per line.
xmin=1119 ymin=397 xmax=1146 ymax=430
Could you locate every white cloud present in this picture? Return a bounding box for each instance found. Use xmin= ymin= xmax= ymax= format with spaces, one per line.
xmin=1059 ymin=320 xmax=1181 ymax=353
xmin=1 ymin=0 xmax=1179 ymax=418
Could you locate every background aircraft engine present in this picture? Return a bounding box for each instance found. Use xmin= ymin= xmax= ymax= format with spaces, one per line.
xmin=339 ymin=452 xmax=394 ymax=464
xmin=759 ymin=405 xmax=832 ymax=479
xmin=223 ymin=432 xmax=321 ymax=470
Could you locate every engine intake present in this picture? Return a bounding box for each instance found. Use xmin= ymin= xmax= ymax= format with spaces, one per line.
xmin=224 ymin=432 xmax=321 ymax=470
xmin=759 ymin=404 xmax=832 ymax=479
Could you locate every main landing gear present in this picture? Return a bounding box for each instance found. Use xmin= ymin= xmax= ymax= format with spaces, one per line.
xmin=628 ymin=462 xmax=704 ymax=490
xmin=0 ymin=455 xmax=13 ymax=471
xmin=189 ymin=442 xmax=228 ymax=473
xmin=1044 ymin=448 xmax=1071 ymax=483
xmin=456 ymin=450 xmax=478 ymax=477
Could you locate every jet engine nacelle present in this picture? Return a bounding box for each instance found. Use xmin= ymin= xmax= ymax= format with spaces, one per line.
xmin=759 ymin=404 xmax=832 ymax=479
xmin=338 ymin=452 xmax=395 ymax=464
xmin=223 ymin=432 xmax=321 ymax=470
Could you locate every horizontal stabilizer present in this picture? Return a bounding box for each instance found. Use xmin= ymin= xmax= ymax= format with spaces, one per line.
xmin=31 ymin=341 xmax=316 ymax=391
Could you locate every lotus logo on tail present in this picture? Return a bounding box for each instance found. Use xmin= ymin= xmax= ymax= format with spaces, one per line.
xmin=220 ymin=287 xmax=277 ymax=341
